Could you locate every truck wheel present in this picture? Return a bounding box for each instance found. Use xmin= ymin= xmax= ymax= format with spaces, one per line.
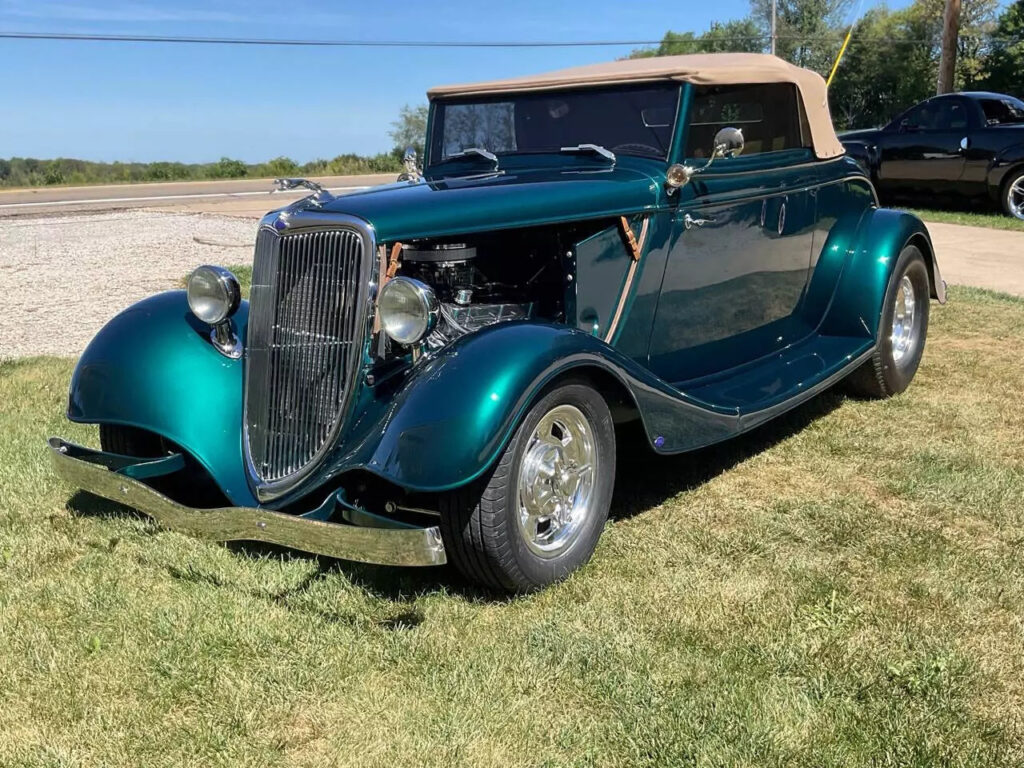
xmin=1002 ymin=168 xmax=1024 ymax=221
xmin=846 ymin=245 xmax=930 ymax=398
xmin=438 ymin=379 xmax=616 ymax=593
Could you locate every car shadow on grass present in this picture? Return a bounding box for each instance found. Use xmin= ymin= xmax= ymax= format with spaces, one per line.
xmin=610 ymin=389 xmax=845 ymax=520
xmin=64 ymin=388 xmax=847 ymax=605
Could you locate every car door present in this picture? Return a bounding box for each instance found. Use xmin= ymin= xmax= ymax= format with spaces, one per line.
xmin=648 ymin=83 xmax=817 ymax=384
xmin=876 ymin=98 xmax=970 ymax=194
xmin=959 ymin=96 xmax=1024 ymax=195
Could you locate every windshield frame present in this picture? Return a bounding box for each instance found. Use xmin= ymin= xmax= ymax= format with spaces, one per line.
xmin=425 ymin=83 xmax=682 ymax=169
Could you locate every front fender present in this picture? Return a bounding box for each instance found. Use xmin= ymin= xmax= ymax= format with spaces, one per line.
xmin=314 ymin=322 xmax=738 ymax=494
xmin=820 ymin=208 xmax=943 ymax=339
xmin=67 ymin=291 xmax=256 ymax=506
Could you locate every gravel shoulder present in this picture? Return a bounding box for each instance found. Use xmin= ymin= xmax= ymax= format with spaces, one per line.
xmin=0 ymin=210 xmax=255 ymax=358
xmin=3 ymin=208 xmax=1024 ymax=359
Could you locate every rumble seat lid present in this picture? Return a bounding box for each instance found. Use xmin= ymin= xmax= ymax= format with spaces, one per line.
xmin=428 ymin=53 xmax=844 ymax=161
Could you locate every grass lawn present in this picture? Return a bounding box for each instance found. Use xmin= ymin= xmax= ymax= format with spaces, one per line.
xmin=2 ymin=286 xmax=1024 ymax=766
xmin=906 ymin=207 xmax=1024 ymax=233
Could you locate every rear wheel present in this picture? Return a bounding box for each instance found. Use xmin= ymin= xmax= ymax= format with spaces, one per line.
xmin=846 ymin=245 xmax=930 ymax=398
xmin=439 ymin=379 xmax=616 ymax=593
xmin=1002 ymin=168 xmax=1024 ymax=221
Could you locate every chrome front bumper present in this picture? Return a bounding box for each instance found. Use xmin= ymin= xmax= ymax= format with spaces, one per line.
xmin=48 ymin=438 xmax=446 ymax=567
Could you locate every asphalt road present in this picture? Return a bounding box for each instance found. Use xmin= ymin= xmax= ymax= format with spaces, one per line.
xmin=2 ymin=175 xmax=1023 ymax=298
xmin=0 ymin=174 xmax=395 ymax=217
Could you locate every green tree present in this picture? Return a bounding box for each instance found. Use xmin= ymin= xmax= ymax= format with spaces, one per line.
xmin=264 ymin=156 xmax=298 ymax=177
xmin=828 ymin=5 xmax=937 ymax=128
xmin=389 ymin=104 xmax=429 ymax=158
xmin=628 ymin=20 xmax=766 ymax=58
xmin=210 ymin=157 xmax=248 ymax=179
xmin=749 ymin=0 xmax=853 ymax=73
xmin=985 ymin=0 xmax=1024 ymax=95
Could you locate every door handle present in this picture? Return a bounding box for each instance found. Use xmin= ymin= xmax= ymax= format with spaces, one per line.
xmin=683 ymin=213 xmax=715 ymax=230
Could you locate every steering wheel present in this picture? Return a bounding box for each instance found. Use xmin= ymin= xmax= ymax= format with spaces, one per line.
xmin=610 ymin=142 xmax=662 ymax=156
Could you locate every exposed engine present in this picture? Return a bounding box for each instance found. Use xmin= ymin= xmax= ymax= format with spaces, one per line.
xmin=397 ymin=235 xmax=560 ymax=350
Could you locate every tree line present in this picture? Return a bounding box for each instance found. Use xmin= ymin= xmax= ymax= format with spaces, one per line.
xmin=7 ymin=1 xmax=1021 ymax=188
xmin=0 ymin=152 xmax=402 ymax=189
xmin=630 ymin=0 xmax=1022 ymax=129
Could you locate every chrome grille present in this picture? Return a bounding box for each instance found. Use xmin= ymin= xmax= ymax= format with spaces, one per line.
xmin=244 ymin=225 xmax=368 ymax=493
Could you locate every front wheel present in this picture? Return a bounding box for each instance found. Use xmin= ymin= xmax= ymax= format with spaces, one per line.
xmin=439 ymin=379 xmax=616 ymax=593
xmin=1002 ymin=168 xmax=1024 ymax=221
xmin=846 ymin=244 xmax=930 ymax=398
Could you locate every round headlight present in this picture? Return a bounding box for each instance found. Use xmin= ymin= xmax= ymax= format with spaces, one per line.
xmin=378 ymin=277 xmax=438 ymax=346
xmin=187 ymin=265 xmax=241 ymax=325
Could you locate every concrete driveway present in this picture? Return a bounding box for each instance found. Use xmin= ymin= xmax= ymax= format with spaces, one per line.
xmin=924 ymin=222 xmax=1024 ymax=297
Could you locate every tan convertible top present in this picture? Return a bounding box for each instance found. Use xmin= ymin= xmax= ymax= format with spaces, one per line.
xmin=428 ymin=53 xmax=844 ymax=160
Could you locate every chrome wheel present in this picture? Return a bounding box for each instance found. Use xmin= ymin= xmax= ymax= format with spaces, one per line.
xmin=891 ymin=274 xmax=918 ymax=365
xmin=1008 ymin=175 xmax=1024 ymax=221
xmin=516 ymin=404 xmax=598 ymax=558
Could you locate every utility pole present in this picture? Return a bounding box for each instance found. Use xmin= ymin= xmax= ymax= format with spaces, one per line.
xmin=770 ymin=0 xmax=778 ymax=55
xmin=936 ymin=0 xmax=961 ymax=94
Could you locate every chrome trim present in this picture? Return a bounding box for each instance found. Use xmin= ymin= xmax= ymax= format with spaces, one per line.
xmin=48 ymin=437 xmax=446 ymax=567
xmin=210 ymin=321 xmax=242 ymax=359
xmin=273 ymin=177 xmax=335 ymax=206
xmin=1008 ymin=173 xmax=1024 ymax=221
xmin=603 ymin=216 xmax=649 ymax=343
xmin=243 ymin=213 xmax=376 ymax=502
xmin=560 ymin=143 xmax=616 ymax=163
xmin=187 ymin=265 xmax=241 ymax=325
xmin=515 ymin=403 xmax=598 ymax=558
xmin=378 ymin=276 xmax=439 ymax=346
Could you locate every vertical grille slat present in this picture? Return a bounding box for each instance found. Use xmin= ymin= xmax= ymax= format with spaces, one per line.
xmin=244 ymin=225 xmax=368 ymax=492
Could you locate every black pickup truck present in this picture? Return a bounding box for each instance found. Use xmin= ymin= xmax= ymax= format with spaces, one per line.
xmin=841 ymin=91 xmax=1024 ymax=220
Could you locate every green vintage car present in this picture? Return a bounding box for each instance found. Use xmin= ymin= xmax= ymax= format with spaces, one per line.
xmin=51 ymin=53 xmax=945 ymax=592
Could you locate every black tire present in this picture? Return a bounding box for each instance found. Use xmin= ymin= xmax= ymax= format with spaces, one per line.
xmin=99 ymin=425 xmax=223 ymax=506
xmin=438 ymin=378 xmax=616 ymax=593
xmin=846 ymin=245 xmax=930 ymax=398
xmin=1001 ymin=167 xmax=1024 ymax=221
xmin=99 ymin=424 xmax=166 ymax=457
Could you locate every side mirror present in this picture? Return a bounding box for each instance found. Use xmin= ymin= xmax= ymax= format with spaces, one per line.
xmin=398 ymin=146 xmax=422 ymax=182
xmin=712 ymin=127 xmax=744 ymax=159
xmin=665 ymin=126 xmax=744 ymax=194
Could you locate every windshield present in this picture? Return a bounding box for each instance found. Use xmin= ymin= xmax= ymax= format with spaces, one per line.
xmin=980 ymin=96 xmax=1024 ymax=125
xmin=429 ymin=84 xmax=680 ymax=165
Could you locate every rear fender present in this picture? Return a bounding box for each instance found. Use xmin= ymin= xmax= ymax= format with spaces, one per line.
xmin=67 ymin=291 xmax=255 ymax=506
xmin=820 ymin=208 xmax=943 ymax=340
xmin=988 ymin=145 xmax=1024 ymax=202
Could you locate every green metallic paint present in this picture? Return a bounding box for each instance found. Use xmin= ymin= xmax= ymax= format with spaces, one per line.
xmin=307 ymin=320 xmax=743 ymax=494
xmin=63 ymin=79 xmax=942 ymax=512
xmin=319 ymin=156 xmax=666 ymax=242
xmin=819 ymin=207 xmax=938 ymax=338
xmin=67 ymin=291 xmax=257 ymax=507
xmin=570 ymin=218 xmax=638 ymax=337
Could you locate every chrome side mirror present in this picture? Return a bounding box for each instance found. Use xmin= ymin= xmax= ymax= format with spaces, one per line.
xmin=665 ymin=127 xmax=745 ymax=194
xmin=713 ymin=127 xmax=744 ymax=159
xmin=398 ymin=146 xmax=423 ymax=182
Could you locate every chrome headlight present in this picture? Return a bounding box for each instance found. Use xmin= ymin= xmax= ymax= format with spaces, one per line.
xmin=187 ymin=265 xmax=241 ymax=325
xmin=378 ymin=277 xmax=438 ymax=346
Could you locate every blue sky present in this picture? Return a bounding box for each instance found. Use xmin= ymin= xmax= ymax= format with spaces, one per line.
xmin=2 ymin=0 xmax=899 ymax=163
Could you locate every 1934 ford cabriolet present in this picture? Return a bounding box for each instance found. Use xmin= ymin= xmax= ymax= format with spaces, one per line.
xmin=50 ymin=54 xmax=945 ymax=592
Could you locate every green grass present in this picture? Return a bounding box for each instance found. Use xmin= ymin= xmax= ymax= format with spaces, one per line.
xmin=3 ymin=286 xmax=1024 ymax=766
xmin=907 ymin=207 xmax=1024 ymax=232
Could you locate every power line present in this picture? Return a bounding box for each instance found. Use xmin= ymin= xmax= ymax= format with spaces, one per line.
xmin=0 ymin=31 xmax=1011 ymax=47
xmin=0 ymin=32 xmax=666 ymax=47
